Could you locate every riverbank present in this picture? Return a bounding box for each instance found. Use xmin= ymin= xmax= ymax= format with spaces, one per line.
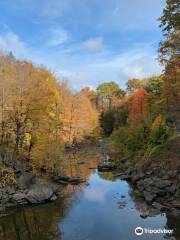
xmin=1 ymin=163 xmax=179 ymax=240
xmin=108 ymin=136 xmax=180 ymax=218
xmin=0 ymin=142 xmax=103 ymax=217
xmin=112 ymin=164 xmax=180 ymax=217
xmin=1 ymin=138 xmax=179 ymax=219
xmin=0 ymin=162 xmax=63 ymax=217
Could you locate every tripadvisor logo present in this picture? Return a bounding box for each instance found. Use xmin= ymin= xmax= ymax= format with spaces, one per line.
xmin=135 ymin=227 xmax=143 ymax=236
xmin=135 ymin=226 xmax=174 ymax=236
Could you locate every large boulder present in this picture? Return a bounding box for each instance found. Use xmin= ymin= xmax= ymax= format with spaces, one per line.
xmin=17 ymin=172 xmax=35 ymax=189
xmin=26 ymin=179 xmax=60 ymax=204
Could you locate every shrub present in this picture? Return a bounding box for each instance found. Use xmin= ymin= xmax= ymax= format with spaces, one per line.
xmin=127 ymin=124 xmax=149 ymax=157
xmin=0 ymin=165 xmax=16 ymax=188
xmin=149 ymin=115 xmax=172 ymax=145
xmin=110 ymin=127 xmax=129 ymax=156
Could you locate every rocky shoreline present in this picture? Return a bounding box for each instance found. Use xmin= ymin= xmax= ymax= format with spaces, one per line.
xmin=0 ymin=169 xmax=62 ymax=217
xmin=1 ymin=152 xmax=179 ymax=219
xmin=98 ymin=160 xmax=180 ymax=217
xmin=0 ymin=160 xmax=87 ymax=217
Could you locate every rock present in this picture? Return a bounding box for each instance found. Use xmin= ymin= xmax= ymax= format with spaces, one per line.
xmin=143 ymin=191 xmax=156 ymax=202
xmin=119 ymin=174 xmax=131 ymax=180
xmin=58 ymin=180 xmax=69 ymax=185
xmin=0 ymin=192 xmax=9 ymax=203
xmin=153 ymin=179 xmax=172 ymax=189
xmin=136 ymin=180 xmax=145 ymax=191
xmin=0 ymin=205 xmax=5 ymax=212
xmin=175 ymin=189 xmax=180 ymax=197
xmin=12 ymin=192 xmax=28 ymax=205
xmin=143 ymin=178 xmax=154 ymax=186
xmin=172 ymin=199 xmax=180 ymax=209
xmin=118 ymin=200 xmax=127 ymax=209
xmin=121 ymin=195 xmax=126 ymax=198
xmin=152 ymin=202 xmax=164 ymax=210
xmin=53 ymin=175 xmax=70 ymax=182
xmin=166 ymin=185 xmax=177 ymax=194
xmin=26 ymin=179 xmax=58 ymax=204
xmin=168 ymin=170 xmax=178 ymax=178
xmin=170 ymin=208 xmax=180 ymax=217
xmin=131 ymin=170 xmax=145 ymax=183
xmin=146 ymin=186 xmax=160 ymax=194
xmin=98 ymin=163 xmax=116 ymax=172
xmin=148 ymin=208 xmax=161 ymax=217
xmin=17 ymin=172 xmax=35 ymax=189
xmin=156 ymin=189 xmax=167 ymax=197
xmin=6 ymin=186 xmax=15 ymax=195
xmin=140 ymin=212 xmax=149 ymax=218
xmin=146 ymin=170 xmax=153 ymax=175
xmin=113 ymin=173 xmax=124 ymax=177
xmin=50 ymin=194 xmax=57 ymax=201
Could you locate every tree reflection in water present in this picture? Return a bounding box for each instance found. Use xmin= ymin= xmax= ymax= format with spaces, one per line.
xmin=0 ymin=145 xmax=102 ymax=240
xmin=0 ymin=145 xmax=179 ymax=240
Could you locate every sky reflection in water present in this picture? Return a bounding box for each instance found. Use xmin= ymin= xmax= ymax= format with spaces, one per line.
xmin=0 ymin=170 xmax=178 ymax=240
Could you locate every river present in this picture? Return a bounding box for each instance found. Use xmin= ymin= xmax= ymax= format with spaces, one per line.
xmin=0 ymin=144 xmax=179 ymax=240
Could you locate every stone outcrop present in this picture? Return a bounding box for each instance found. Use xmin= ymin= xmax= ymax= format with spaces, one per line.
xmin=113 ymin=165 xmax=180 ymax=216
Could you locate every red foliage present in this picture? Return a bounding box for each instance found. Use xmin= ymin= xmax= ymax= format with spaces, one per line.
xmin=128 ymin=88 xmax=148 ymax=124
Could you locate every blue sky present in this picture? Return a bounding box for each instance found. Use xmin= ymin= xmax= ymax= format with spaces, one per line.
xmin=0 ymin=0 xmax=166 ymax=90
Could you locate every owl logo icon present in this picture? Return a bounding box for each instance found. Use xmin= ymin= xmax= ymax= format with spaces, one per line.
xmin=135 ymin=227 xmax=143 ymax=236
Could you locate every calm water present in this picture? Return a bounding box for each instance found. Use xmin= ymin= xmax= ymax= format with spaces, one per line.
xmin=0 ymin=147 xmax=179 ymax=240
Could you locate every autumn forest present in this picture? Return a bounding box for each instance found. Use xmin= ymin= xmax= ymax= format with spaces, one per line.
xmin=0 ymin=0 xmax=179 ymax=186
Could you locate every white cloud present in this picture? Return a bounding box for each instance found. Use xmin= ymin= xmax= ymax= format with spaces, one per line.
xmin=48 ymin=28 xmax=69 ymax=46
xmin=30 ymin=41 xmax=162 ymax=90
xmin=84 ymin=185 xmax=109 ymax=203
xmin=56 ymin=44 xmax=162 ymax=89
xmin=81 ymin=37 xmax=105 ymax=52
xmin=0 ymin=30 xmax=28 ymax=57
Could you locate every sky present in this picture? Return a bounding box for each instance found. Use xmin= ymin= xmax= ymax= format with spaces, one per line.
xmin=0 ymin=0 xmax=166 ymax=90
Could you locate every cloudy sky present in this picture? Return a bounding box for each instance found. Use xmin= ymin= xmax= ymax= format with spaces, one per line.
xmin=0 ymin=0 xmax=166 ymax=90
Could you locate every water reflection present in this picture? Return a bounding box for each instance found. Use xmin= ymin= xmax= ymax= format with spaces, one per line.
xmin=0 ymin=147 xmax=179 ymax=240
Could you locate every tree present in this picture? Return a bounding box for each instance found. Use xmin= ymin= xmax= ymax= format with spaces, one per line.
xmin=150 ymin=115 xmax=172 ymax=145
xmin=128 ymin=88 xmax=148 ymax=125
xmin=126 ymin=79 xmax=142 ymax=93
xmin=80 ymin=87 xmax=98 ymax=109
xmin=0 ymin=53 xmax=100 ymax=173
xmin=97 ymin=81 xmax=123 ymax=110
xmin=159 ymin=0 xmax=180 ymax=35
xmin=159 ymin=0 xmax=180 ymax=115
xmin=100 ymin=110 xmax=115 ymax=136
